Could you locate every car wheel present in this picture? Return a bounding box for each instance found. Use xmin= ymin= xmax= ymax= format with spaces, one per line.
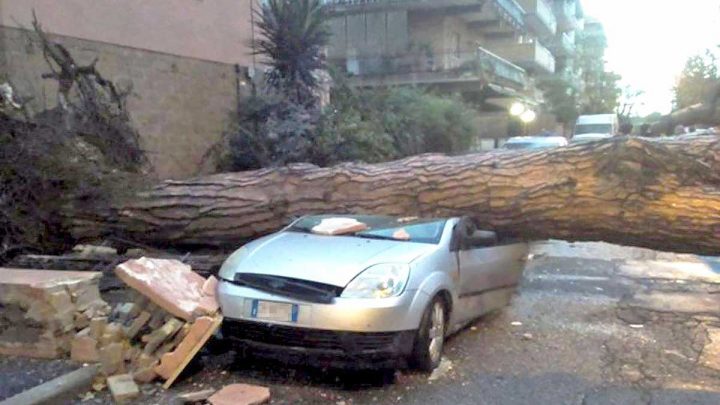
xmin=410 ymin=296 xmax=446 ymax=372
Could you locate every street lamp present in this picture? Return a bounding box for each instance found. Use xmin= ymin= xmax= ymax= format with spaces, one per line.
xmin=509 ymin=102 xmax=526 ymax=117
xmin=520 ymin=109 xmax=537 ymax=124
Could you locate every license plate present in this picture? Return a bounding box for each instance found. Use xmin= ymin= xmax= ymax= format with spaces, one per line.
xmin=251 ymin=300 xmax=298 ymax=323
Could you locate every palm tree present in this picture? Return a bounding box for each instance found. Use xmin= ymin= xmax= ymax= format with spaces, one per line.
xmin=254 ymin=0 xmax=330 ymax=105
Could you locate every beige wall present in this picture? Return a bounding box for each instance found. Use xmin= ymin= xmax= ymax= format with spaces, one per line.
xmin=1 ymin=26 xmax=238 ymax=179
xmin=0 ymin=0 xmax=257 ymax=66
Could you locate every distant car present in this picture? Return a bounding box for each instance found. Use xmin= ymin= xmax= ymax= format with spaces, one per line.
xmin=570 ymin=133 xmax=614 ymax=144
xmin=502 ymin=136 xmax=568 ymax=150
xmin=217 ymin=215 xmax=529 ymax=371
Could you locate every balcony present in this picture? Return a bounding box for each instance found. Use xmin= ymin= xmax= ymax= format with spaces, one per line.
xmin=330 ymin=46 xmax=527 ymax=89
xmin=490 ymin=41 xmax=555 ymax=74
xmin=322 ymin=0 xmax=488 ymax=15
xmin=517 ymin=0 xmax=557 ymax=37
xmin=553 ymin=0 xmax=579 ymax=32
xmin=552 ymin=31 xmax=575 ymax=56
xmin=324 ymin=0 xmax=526 ymax=33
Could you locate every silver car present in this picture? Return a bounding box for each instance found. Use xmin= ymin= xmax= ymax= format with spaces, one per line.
xmin=217 ymin=215 xmax=528 ymax=371
xmin=502 ymin=136 xmax=569 ymax=150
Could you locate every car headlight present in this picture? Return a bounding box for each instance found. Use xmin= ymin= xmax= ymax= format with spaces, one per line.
xmin=218 ymin=247 xmax=249 ymax=281
xmin=341 ymin=263 xmax=410 ymax=299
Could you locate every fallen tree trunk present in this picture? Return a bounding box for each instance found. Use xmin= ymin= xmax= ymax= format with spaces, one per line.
xmin=66 ymin=136 xmax=720 ymax=255
xmin=651 ymin=82 xmax=720 ymax=135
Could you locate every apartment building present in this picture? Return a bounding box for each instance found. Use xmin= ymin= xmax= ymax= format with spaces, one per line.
xmin=323 ymin=0 xmax=584 ymax=148
xmin=0 ymin=0 xmax=259 ymax=179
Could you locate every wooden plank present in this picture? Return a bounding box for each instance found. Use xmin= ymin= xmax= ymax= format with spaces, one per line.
xmin=161 ymin=315 xmax=223 ymax=389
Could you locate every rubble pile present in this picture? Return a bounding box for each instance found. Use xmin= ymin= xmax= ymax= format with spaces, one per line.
xmin=0 ymin=256 xmax=224 ymax=403
xmin=73 ymin=257 xmax=222 ymax=401
xmin=0 ymin=269 xmax=110 ymax=359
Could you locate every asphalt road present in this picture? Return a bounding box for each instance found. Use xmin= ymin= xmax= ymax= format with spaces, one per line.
xmin=75 ymin=241 xmax=720 ymax=404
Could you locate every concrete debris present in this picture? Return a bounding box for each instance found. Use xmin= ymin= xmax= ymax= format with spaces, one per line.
xmin=71 ymin=327 xmax=101 ymax=363
xmin=0 ymin=268 xmax=109 ymax=359
xmin=107 ymin=373 xmax=140 ymax=404
xmin=428 ymin=357 xmax=453 ymax=381
xmin=2 ymin=256 xmax=222 ymax=400
xmin=115 ymin=258 xmax=219 ymax=321
xmin=171 ymin=388 xmax=217 ymax=404
xmin=72 ymin=244 xmax=118 ymax=258
xmin=208 ymin=383 xmax=271 ymax=405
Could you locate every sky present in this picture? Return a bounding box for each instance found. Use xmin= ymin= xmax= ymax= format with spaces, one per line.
xmin=582 ymin=0 xmax=720 ymax=116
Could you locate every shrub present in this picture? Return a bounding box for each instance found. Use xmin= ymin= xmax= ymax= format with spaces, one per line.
xmin=216 ymin=85 xmax=478 ymax=171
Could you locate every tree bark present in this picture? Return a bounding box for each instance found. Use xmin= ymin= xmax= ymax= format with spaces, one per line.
xmin=651 ymin=82 xmax=720 ymax=135
xmin=66 ymin=136 xmax=720 ymax=255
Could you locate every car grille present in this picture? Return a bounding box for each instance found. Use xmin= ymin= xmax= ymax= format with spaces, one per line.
xmin=223 ymin=319 xmax=401 ymax=353
xmin=232 ymin=274 xmax=344 ymax=304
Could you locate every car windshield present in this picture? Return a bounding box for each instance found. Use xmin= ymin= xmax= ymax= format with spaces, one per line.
xmin=288 ymin=215 xmax=447 ymax=244
xmin=575 ymin=124 xmax=613 ymax=135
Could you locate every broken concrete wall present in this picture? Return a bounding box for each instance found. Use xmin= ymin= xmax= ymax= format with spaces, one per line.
xmin=0 ymin=269 xmax=109 ymax=359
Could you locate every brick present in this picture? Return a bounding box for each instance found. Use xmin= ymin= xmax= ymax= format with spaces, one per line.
xmin=72 ymin=286 xmax=103 ymax=312
xmin=155 ymin=324 xmax=190 ymax=358
xmin=143 ymin=318 xmax=184 ymax=354
xmin=125 ymin=311 xmax=151 ymax=340
xmin=133 ymin=352 xmax=159 ymax=369
xmin=89 ymin=317 xmax=108 ymax=340
xmin=146 ymin=305 xmax=167 ymax=329
xmin=0 ymin=269 xmax=107 ymax=359
xmin=71 ymin=328 xmax=99 ymax=363
xmin=74 ymin=311 xmax=91 ymax=330
xmin=132 ymin=366 xmax=158 ymax=384
xmin=100 ymin=323 xmax=125 ymax=346
xmin=107 ymin=374 xmax=140 ymax=404
xmin=208 ymin=384 xmax=270 ymax=405
xmin=99 ymin=342 xmax=125 ymax=376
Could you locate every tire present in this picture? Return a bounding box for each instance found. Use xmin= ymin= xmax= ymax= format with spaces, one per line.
xmin=410 ymin=296 xmax=446 ymax=372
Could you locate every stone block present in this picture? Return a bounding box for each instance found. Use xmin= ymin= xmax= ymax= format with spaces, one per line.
xmin=89 ymin=317 xmax=108 ymax=340
xmin=132 ymin=366 xmax=158 ymax=384
xmin=71 ymin=328 xmax=100 ymax=363
xmin=107 ymin=374 xmax=140 ymax=404
xmin=125 ymin=311 xmax=151 ymax=339
xmin=143 ymin=318 xmax=184 ymax=354
xmin=100 ymin=323 xmax=126 ymax=346
xmin=99 ymin=342 xmax=125 ymax=376
xmin=114 ymin=258 xmax=218 ymax=321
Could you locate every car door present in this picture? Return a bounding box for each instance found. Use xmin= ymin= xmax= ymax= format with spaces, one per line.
xmin=453 ymin=218 xmax=528 ymax=322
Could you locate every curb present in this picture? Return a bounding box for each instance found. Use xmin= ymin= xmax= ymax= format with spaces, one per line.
xmin=0 ymin=364 xmax=99 ymax=405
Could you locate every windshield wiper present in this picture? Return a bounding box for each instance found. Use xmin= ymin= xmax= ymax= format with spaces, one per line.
xmin=353 ymin=233 xmax=401 ymax=241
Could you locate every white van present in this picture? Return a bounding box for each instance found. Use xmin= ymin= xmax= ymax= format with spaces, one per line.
xmin=572 ymin=114 xmax=619 ymax=143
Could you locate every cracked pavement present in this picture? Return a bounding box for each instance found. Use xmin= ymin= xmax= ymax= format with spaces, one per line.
xmin=84 ymin=241 xmax=720 ymax=404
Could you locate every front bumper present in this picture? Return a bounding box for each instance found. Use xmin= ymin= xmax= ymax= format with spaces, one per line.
xmin=217 ymin=280 xmax=428 ymax=332
xmin=222 ymin=318 xmax=416 ymax=369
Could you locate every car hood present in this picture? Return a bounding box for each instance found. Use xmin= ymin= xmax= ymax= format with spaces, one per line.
xmin=228 ymin=231 xmax=438 ymax=287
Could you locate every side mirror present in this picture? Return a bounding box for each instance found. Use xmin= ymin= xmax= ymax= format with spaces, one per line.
xmin=466 ymin=230 xmax=497 ymax=248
